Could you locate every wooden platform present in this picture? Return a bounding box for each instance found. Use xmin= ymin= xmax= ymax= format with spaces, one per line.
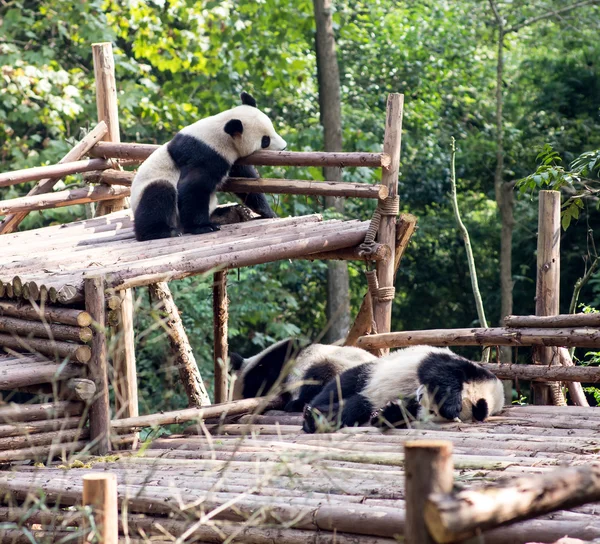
xmin=1 ymin=405 xmax=599 ymax=543
xmin=0 ymin=210 xmax=369 ymax=303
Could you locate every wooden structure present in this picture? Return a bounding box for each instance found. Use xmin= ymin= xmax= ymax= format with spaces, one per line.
xmin=1 ymin=43 xmax=599 ymax=543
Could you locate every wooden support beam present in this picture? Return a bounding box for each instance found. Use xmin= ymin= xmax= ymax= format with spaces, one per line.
xmin=82 ymin=473 xmax=118 ymax=544
xmin=404 ymin=440 xmax=453 ymax=544
xmin=0 ymin=184 xmax=130 ymax=215
xmin=505 ymin=313 xmax=600 ymax=328
xmin=85 ymin=169 xmax=389 ymax=199
xmin=88 ymin=141 xmax=391 ymax=168
xmin=0 ymin=122 xmax=109 ymax=234
xmin=85 ymin=276 xmax=111 ymax=455
xmin=148 ymin=282 xmax=210 ymax=407
xmin=482 ymin=363 xmax=600 ymax=383
xmin=356 ymin=326 xmax=600 ymax=350
xmin=534 ymin=191 xmax=564 ymax=405
xmin=373 ymin=94 xmax=404 ymax=351
xmin=213 ymin=270 xmax=229 ymax=404
xmin=424 ymin=464 xmax=600 ymax=544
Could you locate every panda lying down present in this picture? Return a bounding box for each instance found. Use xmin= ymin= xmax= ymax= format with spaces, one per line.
xmin=230 ymin=341 xmax=504 ymax=433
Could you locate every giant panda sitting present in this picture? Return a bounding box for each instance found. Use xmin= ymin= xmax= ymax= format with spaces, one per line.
xmin=130 ymin=92 xmax=286 ymax=241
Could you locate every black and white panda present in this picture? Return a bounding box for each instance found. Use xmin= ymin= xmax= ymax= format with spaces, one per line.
xmin=303 ymin=345 xmax=504 ymax=433
xmin=230 ymin=338 xmax=377 ymax=412
xmin=130 ymin=92 xmax=286 ymax=241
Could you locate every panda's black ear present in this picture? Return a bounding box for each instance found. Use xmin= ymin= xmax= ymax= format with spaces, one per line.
xmin=240 ymin=91 xmax=257 ymax=108
xmin=230 ymin=352 xmax=245 ymax=371
xmin=224 ymin=119 xmax=244 ymax=138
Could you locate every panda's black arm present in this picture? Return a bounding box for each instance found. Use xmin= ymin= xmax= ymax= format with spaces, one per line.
xmin=229 ymin=164 xmax=278 ymax=219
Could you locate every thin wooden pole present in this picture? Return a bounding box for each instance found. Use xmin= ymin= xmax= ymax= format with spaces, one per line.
xmin=85 ymin=276 xmax=111 ymax=455
xmin=404 ymin=440 xmax=453 ymax=544
xmin=373 ymin=94 xmax=404 ymax=348
xmin=213 ymin=270 xmax=229 ymax=404
xmin=533 ymin=191 xmax=564 ymax=405
xmin=82 ymin=473 xmax=118 ymax=544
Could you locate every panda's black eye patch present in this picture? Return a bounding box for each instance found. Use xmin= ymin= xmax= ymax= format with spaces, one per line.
xmin=261 ymin=136 xmax=271 ymax=149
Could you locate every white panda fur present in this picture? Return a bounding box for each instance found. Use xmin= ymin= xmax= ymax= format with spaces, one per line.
xmin=303 ymin=345 xmax=505 ymax=433
xmin=131 ymin=92 xmax=286 ymax=241
xmin=230 ymin=338 xmax=376 ymax=412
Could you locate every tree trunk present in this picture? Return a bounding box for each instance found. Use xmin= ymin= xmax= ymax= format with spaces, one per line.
xmin=313 ymin=0 xmax=350 ymax=343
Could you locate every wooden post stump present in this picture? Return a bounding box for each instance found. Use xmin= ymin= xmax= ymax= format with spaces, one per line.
xmin=404 ymin=440 xmax=453 ymax=544
xmin=82 ymin=473 xmax=118 ymax=544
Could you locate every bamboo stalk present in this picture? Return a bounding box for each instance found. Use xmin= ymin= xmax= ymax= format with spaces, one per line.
xmin=0 ymin=159 xmax=113 ymax=189
xmin=88 ymin=142 xmax=391 ymax=168
xmin=504 ymin=314 xmax=600 ymax=328
xmin=83 ymin=473 xmax=118 ymax=544
xmin=356 ymin=327 xmax=600 ymax=349
xmin=0 ymin=301 xmax=92 ymax=326
xmin=425 ymin=464 xmax=600 ymax=544
xmin=111 ymin=397 xmax=271 ymax=430
xmin=85 ymin=276 xmax=111 ymax=454
xmin=0 ymin=184 xmax=130 ymax=215
xmin=213 ymin=270 xmax=228 ymax=404
xmin=0 ymin=122 xmax=109 ymax=234
xmin=148 ymin=282 xmax=210 ymax=407
xmin=482 ymin=363 xmax=600 ymax=383
xmin=0 ymin=333 xmax=91 ymax=362
xmin=373 ymin=94 xmax=404 ymax=349
xmin=0 ymin=315 xmax=92 ymax=342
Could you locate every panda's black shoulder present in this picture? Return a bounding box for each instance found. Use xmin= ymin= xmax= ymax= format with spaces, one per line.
xmin=167 ymin=133 xmax=230 ymax=177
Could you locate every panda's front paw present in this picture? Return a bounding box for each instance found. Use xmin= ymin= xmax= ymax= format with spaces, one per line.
xmin=186 ymin=222 xmax=221 ymax=235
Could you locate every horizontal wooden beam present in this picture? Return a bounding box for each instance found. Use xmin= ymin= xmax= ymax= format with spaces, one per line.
xmin=425 ymin=464 xmax=600 ymax=543
xmin=504 ymin=313 xmax=600 ymax=328
xmin=0 ymin=185 xmax=130 ymax=215
xmin=482 ymin=363 xmax=600 ymax=383
xmin=88 ymin=142 xmax=391 ymax=168
xmin=0 ymin=158 xmax=113 ymax=188
xmin=356 ymin=327 xmax=600 ymax=349
xmin=85 ymin=170 xmax=388 ymax=200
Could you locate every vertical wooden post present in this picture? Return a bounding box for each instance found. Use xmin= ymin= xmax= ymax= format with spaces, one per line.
xmin=533 ymin=190 xmax=564 ymax=405
xmin=92 ymin=43 xmax=138 ymax=430
xmin=213 ymin=270 xmax=229 ymax=404
xmin=85 ymin=276 xmax=111 ymax=455
xmin=82 ymin=473 xmax=118 ymax=544
xmin=373 ymin=94 xmax=404 ymax=350
xmin=404 ymin=440 xmax=454 ymax=544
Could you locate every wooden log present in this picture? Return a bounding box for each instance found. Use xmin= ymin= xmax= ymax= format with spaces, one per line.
xmin=303 ymin=242 xmax=390 ymax=262
xmin=373 ymin=94 xmax=404 ymax=350
xmin=148 ymin=282 xmax=210 ymax=407
xmin=0 ymin=361 xmax=83 ymax=389
xmin=0 ymin=301 xmax=92 ymax=327
xmin=0 ymin=184 xmax=130 ymax=215
xmin=534 ymin=190 xmax=564 ymax=405
xmin=356 ymin=327 xmax=600 ymax=350
xmin=403 ymin=441 xmax=453 ymax=544
xmin=0 ymin=333 xmax=91 ymax=362
xmin=85 ymin=276 xmax=111 ymax=455
xmin=0 ymin=314 xmax=92 ymax=342
xmin=82 ymin=473 xmax=118 ymax=544
xmin=346 ymin=214 xmax=417 ymax=346
xmin=213 ymin=270 xmax=229 ymax=404
xmin=86 ymin=169 xmax=389 ymax=199
xmin=504 ymin=313 xmax=600 ymax=328
xmin=66 ymin=378 xmax=97 ymax=401
xmin=110 ymin=222 xmax=368 ymax=290
xmin=0 ymin=401 xmax=83 ymax=423
xmin=424 ymin=464 xmax=600 ymax=544
xmin=111 ymin=397 xmax=271 ymax=431
xmin=111 ymin=289 xmax=138 ymax=434
xmin=557 ymin=347 xmax=590 ymax=407
xmin=0 ymin=440 xmax=87 ymax=462
xmin=0 ymin=417 xmax=83 ymax=438
xmin=0 ymin=427 xmax=88 ymax=451
xmin=0 ymin=122 xmax=109 ymax=234
xmin=482 ymin=363 xmax=600 ymax=383
xmin=88 ymin=142 xmax=392 ymax=168
xmin=0 ymin=158 xmax=113 ymax=189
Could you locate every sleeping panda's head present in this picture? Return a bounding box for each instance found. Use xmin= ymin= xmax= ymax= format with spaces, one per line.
xmin=230 ymin=338 xmax=299 ymax=402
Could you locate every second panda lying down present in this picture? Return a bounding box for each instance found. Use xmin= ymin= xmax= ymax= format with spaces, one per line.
xmin=303 ymin=345 xmax=505 ymax=433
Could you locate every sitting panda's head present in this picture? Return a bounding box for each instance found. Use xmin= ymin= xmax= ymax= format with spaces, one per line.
xmin=219 ymin=92 xmax=287 ymax=159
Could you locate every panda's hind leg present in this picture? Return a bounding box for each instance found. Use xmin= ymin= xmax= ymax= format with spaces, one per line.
xmin=134 ymin=181 xmax=180 ymax=242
